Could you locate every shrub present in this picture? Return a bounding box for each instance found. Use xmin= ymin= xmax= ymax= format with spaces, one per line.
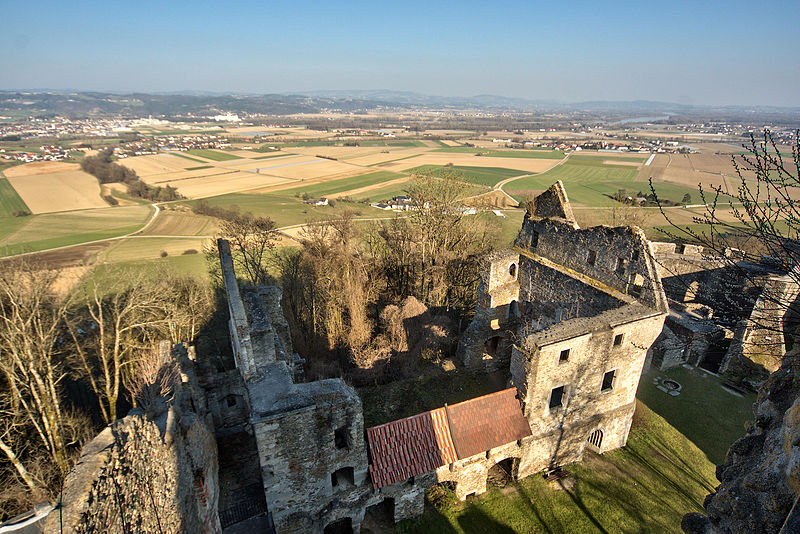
xmin=160 ymin=251 xmax=168 ymax=258
xmin=12 ymin=210 xmax=31 ymax=217
xmin=182 ymin=249 xmax=198 ymax=255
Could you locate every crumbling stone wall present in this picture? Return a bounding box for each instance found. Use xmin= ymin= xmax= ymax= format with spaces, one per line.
xmin=51 ymin=398 xmax=220 ymax=533
xmin=517 ymin=255 xmax=624 ymax=322
xmin=682 ymin=349 xmax=800 ymax=534
xmin=434 ymin=440 xmax=524 ymax=500
xmin=515 ymin=214 xmax=666 ymax=311
xmin=457 ymin=249 xmax=520 ymax=369
xmin=723 ymin=273 xmax=800 ymax=378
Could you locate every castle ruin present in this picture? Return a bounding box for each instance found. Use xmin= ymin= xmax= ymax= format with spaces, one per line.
xmin=25 ymin=181 xmax=672 ymax=534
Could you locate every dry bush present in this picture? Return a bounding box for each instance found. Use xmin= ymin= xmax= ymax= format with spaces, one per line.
xmin=126 ymin=344 xmax=179 ymax=412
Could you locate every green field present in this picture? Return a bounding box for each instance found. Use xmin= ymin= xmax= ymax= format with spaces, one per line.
xmin=506 ymin=158 xmax=697 ymax=206
xmin=186 ymin=149 xmax=242 ymax=161
xmin=398 ymin=401 xmax=717 ymax=533
xmin=184 ymin=193 xmax=388 ymax=227
xmin=0 ymin=176 xmax=30 ymax=217
xmin=166 ymin=152 xmax=206 ymax=163
xmin=281 ymin=171 xmax=405 ymax=198
xmin=406 ymin=165 xmax=522 ymax=187
xmin=0 ymin=205 xmax=152 ymax=256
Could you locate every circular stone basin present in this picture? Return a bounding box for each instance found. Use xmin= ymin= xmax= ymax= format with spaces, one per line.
xmin=662 ymin=379 xmax=682 ymax=394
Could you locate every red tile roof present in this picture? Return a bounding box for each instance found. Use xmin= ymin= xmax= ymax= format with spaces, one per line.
xmin=366 ymin=387 xmax=531 ymax=489
xmin=446 ymin=388 xmax=532 ymax=460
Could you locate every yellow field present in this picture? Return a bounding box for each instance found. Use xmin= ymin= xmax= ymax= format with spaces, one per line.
xmin=140 ymin=208 xmax=218 ymax=236
xmin=3 ymin=161 xmax=79 ymax=177
xmin=638 ymin=153 xmax=733 ymax=190
xmin=98 ymin=236 xmax=212 ymax=263
xmin=6 ymin=164 xmax=108 ymax=213
xmin=440 ymin=140 xmax=461 ymax=147
xmin=378 ymin=153 xmax=561 ymax=173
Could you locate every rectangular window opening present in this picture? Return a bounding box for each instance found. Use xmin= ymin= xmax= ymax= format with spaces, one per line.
xmin=587 ymin=250 xmax=597 ymax=266
xmin=616 ymin=258 xmax=627 ymax=274
xmin=559 ymin=348 xmax=570 ymax=362
xmin=549 ymin=385 xmax=565 ymax=409
xmin=531 ymin=231 xmax=539 ymax=248
xmin=331 ymin=467 xmax=355 ymax=488
xmin=613 ymin=333 xmax=624 ymax=346
xmin=602 ymin=370 xmax=616 ymax=392
xmin=334 ymin=426 xmax=349 ymax=449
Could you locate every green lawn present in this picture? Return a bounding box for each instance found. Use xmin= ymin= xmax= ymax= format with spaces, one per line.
xmin=637 ymin=366 xmax=755 ymax=465
xmin=506 ymin=158 xmax=697 ymax=207
xmin=280 ymin=171 xmax=405 ymax=198
xmin=0 ymin=176 xmax=30 ymax=217
xmin=186 ymin=149 xmax=242 ymax=161
xmin=0 ymin=205 xmax=153 ymax=256
xmin=397 ymin=401 xmax=717 ymax=533
xmin=406 ymin=165 xmax=522 ymax=187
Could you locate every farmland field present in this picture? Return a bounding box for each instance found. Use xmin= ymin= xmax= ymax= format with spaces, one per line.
xmin=4 ymin=162 xmax=109 ymax=213
xmin=434 ymin=147 xmax=566 ymax=159
xmin=506 ymin=157 xmax=697 ymax=206
xmin=381 ymin=152 xmax=561 ymax=174
xmin=280 ymin=170 xmax=405 ymax=198
xmin=0 ymin=204 xmax=152 ymax=256
xmin=186 ymin=149 xmax=242 ymax=161
xmin=405 ymin=165 xmax=522 ymax=187
xmin=0 ymin=176 xmax=30 ymax=217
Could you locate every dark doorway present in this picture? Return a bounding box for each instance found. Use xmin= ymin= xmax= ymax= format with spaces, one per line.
xmin=485 ymin=336 xmax=501 ymax=357
xmin=324 ymin=517 xmax=353 ymax=534
xmin=363 ymin=498 xmax=395 ymax=533
xmin=487 ymin=457 xmax=516 ymax=488
xmin=508 ymin=300 xmax=519 ymax=320
xmin=699 ymin=337 xmax=732 ymax=374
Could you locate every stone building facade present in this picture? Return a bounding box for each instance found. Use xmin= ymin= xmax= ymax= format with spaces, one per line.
xmin=459 ymin=181 xmax=668 ymax=474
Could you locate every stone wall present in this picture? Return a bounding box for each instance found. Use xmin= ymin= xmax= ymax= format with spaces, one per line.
xmin=515 ymin=215 xmax=667 ymax=312
xmin=50 ymin=360 xmax=220 ymax=534
xmin=682 ymin=349 xmax=800 ymax=534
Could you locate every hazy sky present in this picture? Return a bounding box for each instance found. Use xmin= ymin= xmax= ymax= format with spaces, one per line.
xmin=2 ymin=0 xmax=798 ymax=106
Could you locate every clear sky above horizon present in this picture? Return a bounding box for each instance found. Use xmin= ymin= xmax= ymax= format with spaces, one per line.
xmin=1 ymin=0 xmax=798 ymax=107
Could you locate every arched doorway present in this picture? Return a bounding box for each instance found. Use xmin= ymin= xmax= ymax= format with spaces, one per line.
xmin=587 ymin=429 xmax=603 ymax=451
xmin=487 ymin=457 xmax=516 ymax=488
xmin=363 ymin=498 xmax=394 ymax=533
xmin=324 ymin=517 xmax=353 ymax=534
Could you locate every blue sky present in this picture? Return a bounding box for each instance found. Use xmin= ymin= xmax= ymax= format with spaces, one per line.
xmin=1 ymin=0 xmax=798 ymax=106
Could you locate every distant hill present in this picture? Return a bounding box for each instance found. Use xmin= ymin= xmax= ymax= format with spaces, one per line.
xmin=0 ymin=90 xmax=797 ymax=120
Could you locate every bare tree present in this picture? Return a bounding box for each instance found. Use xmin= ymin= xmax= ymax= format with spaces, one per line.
xmin=652 ymin=129 xmax=800 ymax=355
xmin=125 ymin=343 xmax=179 ymax=411
xmin=68 ymin=267 xmax=169 ymax=424
xmin=0 ymin=263 xmax=77 ymax=474
xmin=219 ymin=213 xmax=278 ymax=286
